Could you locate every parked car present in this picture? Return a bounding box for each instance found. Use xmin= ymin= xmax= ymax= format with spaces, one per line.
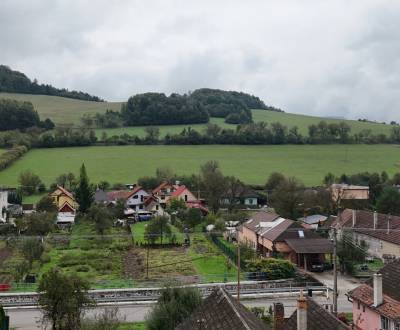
xmin=310 ymin=263 xmax=324 ymax=272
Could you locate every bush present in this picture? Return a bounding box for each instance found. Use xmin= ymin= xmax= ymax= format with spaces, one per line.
xmin=40 ymin=253 xmax=51 ymax=264
xmin=245 ymin=258 xmax=296 ymax=280
xmin=0 ymin=145 xmax=28 ymax=170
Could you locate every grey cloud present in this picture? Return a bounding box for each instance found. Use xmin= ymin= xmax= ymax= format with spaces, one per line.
xmin=0 ymin=0 xmax=399 ymax=121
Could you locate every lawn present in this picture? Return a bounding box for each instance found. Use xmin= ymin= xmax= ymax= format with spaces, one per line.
xmin=131 ymin=222 xmax=183 ymax=244
xmin=0 ymin=92 xmax=121 ymax=125
xmin=188 ymin=234 xmax=238 ymax=282
xmin=118 ymin=323 xmax=146 ymax=330
xmin=0 ymin=144 xmax=399 ymax=187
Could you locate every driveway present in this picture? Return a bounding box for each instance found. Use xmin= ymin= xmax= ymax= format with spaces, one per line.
xmin=305 ymin=270 xmax=362 ymax=311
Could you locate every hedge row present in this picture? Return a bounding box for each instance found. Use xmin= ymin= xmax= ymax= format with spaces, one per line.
xmin=0 ymin=145 xmax=28 ymax=170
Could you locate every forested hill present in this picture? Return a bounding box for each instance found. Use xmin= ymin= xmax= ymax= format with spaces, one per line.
xmin=0 ymin=65 xmax=103 ymax=102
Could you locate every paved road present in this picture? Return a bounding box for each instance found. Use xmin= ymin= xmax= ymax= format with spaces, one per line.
xmin=6 ymin=295 xmax=352 ymax=330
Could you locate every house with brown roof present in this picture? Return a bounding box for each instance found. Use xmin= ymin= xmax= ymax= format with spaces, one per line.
xmin=177 ymin=288 xmax=348 ymax=330
xmin=175 ymin=287 xmax=270 ymax=330
xmin=348 ymin=259 xmax=400 ymax=330
xmin=332 ymin=209 xmax=400 ymax=260
xmin=238 ymin=211 xmax=333 ymax=270
xmin=279 ymin=292 xmax=349 ymax=330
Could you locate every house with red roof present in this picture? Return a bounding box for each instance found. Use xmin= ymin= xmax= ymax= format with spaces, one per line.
xmin=348 ymin=259 xmax=400 ymax=330
xmin=332 ymin=209 xmax=400 ymax=260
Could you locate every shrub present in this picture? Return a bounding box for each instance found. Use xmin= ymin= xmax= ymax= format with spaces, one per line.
xmin=245 ymin=258 xmax=296 ymax=280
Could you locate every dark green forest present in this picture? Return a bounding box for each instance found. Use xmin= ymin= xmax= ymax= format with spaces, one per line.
xmin=0 ymin=65 xmax=103 ymax=102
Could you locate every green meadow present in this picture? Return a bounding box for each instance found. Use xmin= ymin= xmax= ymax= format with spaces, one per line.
xmin=0 ymin=92 xmax=121 ymax=125
xmin=0 ymin=93 xmax=393 ymax=137
xmin=0 ymin=144 xmax=399 ymax=187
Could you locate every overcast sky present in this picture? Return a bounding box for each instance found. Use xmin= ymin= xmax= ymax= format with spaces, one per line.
xmin=1 ymin=0 xmax=399 ymax=121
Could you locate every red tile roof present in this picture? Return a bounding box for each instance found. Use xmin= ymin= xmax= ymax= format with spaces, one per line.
xmin=106 ymin=190 xmax=132 ymax=201
xmin=333 ymin=209 xmax=400 ymax=246
xmin=349 ymin=284 xmax=400 ymax=321
xmin=126 ymin=185 xmax=144 ymax=198
xmin=170 ymin=185 xmax=188 ymax=198
xmin=152 ymin=181 xmax=170 ymax=194
xmin=349 ymin=259 xmax=400 ymax=321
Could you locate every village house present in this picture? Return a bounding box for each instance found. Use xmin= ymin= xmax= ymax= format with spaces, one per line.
xmin=332 ymin=209 xmax=400 ymax=260
xmin=176 ymin=288 xmax=348 ymax=330
xmin=348 ymin=259 xmax=400 ymax=330
xmin=49 ymin=186 xmax=77 ymax=225
xmin=152 ymin=181 xmax=176 ymax=206
xmin=221 ymin=186 xmax=261 ymax=208
xmin=297 ymin=214 xmax=328 ymax=230
xmin=330 ymin=183 xmax=370 ymax=202
xmin=237 ymin=211 xmax=333 ymax=270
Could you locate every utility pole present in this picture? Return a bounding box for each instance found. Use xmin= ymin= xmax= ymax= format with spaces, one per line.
xmin=146 ymin=243 xmax=150 ymax=279
xmin=333 ymin=226 xmax=338 ymax=316
xmin=237 ymin=244 xmax=241 ymax=303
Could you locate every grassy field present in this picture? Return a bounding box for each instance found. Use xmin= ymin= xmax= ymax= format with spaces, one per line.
xmin=0 ymin=93 xmax=393 ymax=136
xmin=252 ymin=110 xmax=393 ymax=135
xmin=131 ymin=222 xmax=183 ymax=244
xmin=0 ymin=144 xmax=399 ymax=187
xmin=0 ymin=92 xmax=121 ymax=125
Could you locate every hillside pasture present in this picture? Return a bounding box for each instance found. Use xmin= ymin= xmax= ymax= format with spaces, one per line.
xmin=0 ymin=144 xmax=399 ymax=186
xmin=0 ymin=93 xmax=393 ymax=137
xmin=0 ymin=92 xmax=121 ymax=125
xmin=252 ymin=110 xmax=393 ymax=135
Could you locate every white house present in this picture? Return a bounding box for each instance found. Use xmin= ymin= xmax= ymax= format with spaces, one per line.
xmin=126 ymin=186 xmax=150 ymax=211
xmin=0 ymin=190 xmax=8 ymax=223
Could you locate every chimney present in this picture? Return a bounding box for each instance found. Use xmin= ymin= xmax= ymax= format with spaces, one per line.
xmin=352 ymin=210 xmax=357 ymax=227
xmin=373 ymin=273 xmax=383 ymax=307
xmin=297 ymin=291 xmax=307 ymax=330
xmin=273 ymin=302 xmax=284 ymax=330
xmin=373 ymin=211 xmax=378 ymax=230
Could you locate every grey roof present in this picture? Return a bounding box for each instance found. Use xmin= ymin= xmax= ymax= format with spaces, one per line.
xmin=285 ymin=238 xmax=333 ymax=254
xmin=175 ymin=287 xmax=270 ymax=330
xmin=284 ymin=297 xmax=349 ymax=330
xmin=94 ymin=189 xmax=108 ymax=203
xmin=298 ymin=214 xmax=328 ymax=225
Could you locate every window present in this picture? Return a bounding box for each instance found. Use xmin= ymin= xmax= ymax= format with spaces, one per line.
xmin=184 ymin=195 xmax=188 ymax=202
xmin=362 ymin=305 xmax=365 ymax=312
xmin=381 ymin=316 xmax=389 ymax=330
xmin=357 ymin=301 xmax=360 ymax=310
xmin=141 ymin=195 xmax=144 ymax=202
xmin=395 ymin=322 xmax=400 ymax=330
xmin=133 ymin=195 xmax=138 ymax=199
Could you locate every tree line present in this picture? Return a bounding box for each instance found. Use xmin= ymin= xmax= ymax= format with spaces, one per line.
xmin=0 ymin=99 xmax=54 ymax=131
xmin=83 ymin=89 xmax=279 ymax=128
xmin=0 ymin=65 xmax=103 ymax=101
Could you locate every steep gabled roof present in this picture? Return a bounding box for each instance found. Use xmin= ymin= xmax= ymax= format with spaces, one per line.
xmin=349 ymin=259 xmax=400 ymax=321
xmin=51 ymin=186 xmax=74 ymax=199
xmin=152 ymin=181 xmax=171 ymax=194
xmin=126 ymin=185 xmax=145 ymax=199
xmin=170 ymin=185 xmax=189 ymax=198
xmin=175 ymin=287 xmax=270 ymax=330
xmin=284 ymin=297 xmax=349 ymax=330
